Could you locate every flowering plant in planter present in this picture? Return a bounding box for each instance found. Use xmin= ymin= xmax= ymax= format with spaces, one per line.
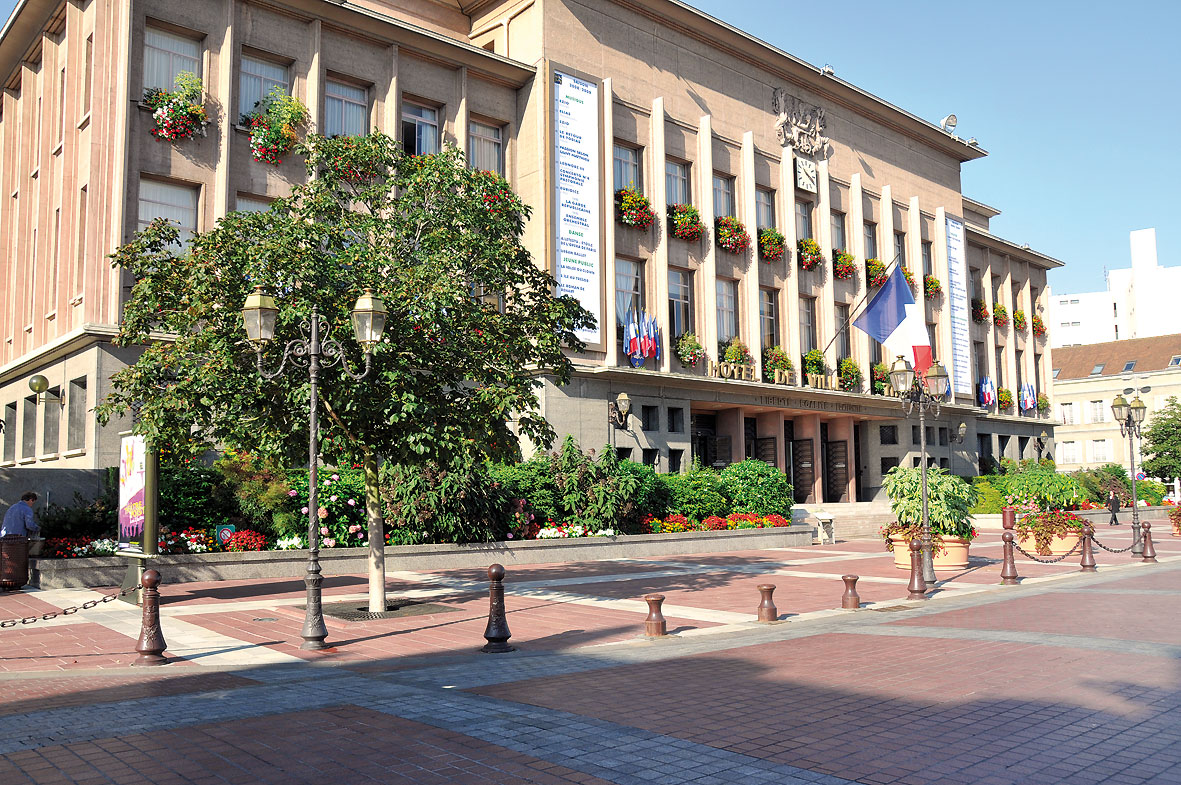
xmin=832 ymin=249 xmax=857 ymax=280
xmin=871 ymin=362 xmax=889 ymax=395
xmin=1013 ymin=309 xmax=1028 ymax=332
xmin=797 ymin=238 xmax=823 ymax=271
xmin=674 ymin=332 xmax=706 ymax=367
xmin=902 ymin=267 xmax=916 ymax=288
xmin=1031 ymin=314 xmax=1047 ymax=338
xmin=971 ymin=298 xmax=990 ymax=323
xmin=993 ymin=302 xmax=1010 ymax=329
xmin=758 ymin=227 xmax=785 ymax=262
xmin=616 ymin=187 xmax=656 ymax=230
xmin=241 ymin=86 xmax=309 ymax=165
xmin=880 ymin=466 xmax=978 ymax=552
xmin=763 ymin=345 xmax=793 ymax=380
xmin=715 ymin=216 xmax=751 ymax=255
xmin=923 ymin=274 xmax=942 ymax=298
xmin=866 ymin=258 xmax=888 ymax=287
xmin=667 ymin=203 xmax=706 ymax=242
xmin=1036 ymin=392 xmax=1051 ymax=416
xmin=721 ymin=337 xmax=754 ymax=365
xmin=837 ymin=357 xmax=862 ymax=392
xmin=143 ymin=72 xmax=208 ymax=141
xmin=997 ymin=386 xmax=1014 ymax=410
xmin=1015 ymin=509 xmax=1085 ymax=556
xmin=803 ymin=348 xmax=827 ymax=376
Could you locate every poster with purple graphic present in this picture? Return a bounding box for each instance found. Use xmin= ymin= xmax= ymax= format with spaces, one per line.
xmin=117 ymin=435 xmax=147 ymax=552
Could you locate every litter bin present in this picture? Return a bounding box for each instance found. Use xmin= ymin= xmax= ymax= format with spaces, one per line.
xmin=0 ymin=534 xmax=30 ymax=590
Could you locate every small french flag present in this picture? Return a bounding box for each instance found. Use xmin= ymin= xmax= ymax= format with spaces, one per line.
xmin=853 ymin=265 xmax=932 ymax=377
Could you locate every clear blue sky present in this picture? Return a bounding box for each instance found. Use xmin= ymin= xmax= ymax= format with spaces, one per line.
xmin=3 ymin=0 xmax=1176 ymax=294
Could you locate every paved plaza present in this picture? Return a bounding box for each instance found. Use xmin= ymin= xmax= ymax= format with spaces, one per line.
xmin=1 ymin=524 xmax=1179 ymax=785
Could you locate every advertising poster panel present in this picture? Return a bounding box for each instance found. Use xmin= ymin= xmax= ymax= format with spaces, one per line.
xmin=945 ymin=217 xmax=972 ymax=396
xmin=117 ymin=435 xmax=147 ymax=553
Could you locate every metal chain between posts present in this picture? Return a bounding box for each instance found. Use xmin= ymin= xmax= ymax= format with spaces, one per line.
xmin=0 ymin=584 xmax=140 ymax=629
xmin=1090 ymin=535 xmax=1135 ymax=554
xmin=1011 ymin=538 xmax=1084 ymax=564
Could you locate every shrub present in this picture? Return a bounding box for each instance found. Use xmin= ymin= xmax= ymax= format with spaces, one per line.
xmin=715 ymin=216 xmax=751 ymax=254
xmin=668 ymin=203 xmax=705 ymax=241
xmin=160 ymin=464 xmax=237 ymax=533
xmin=662 ymin=466 xmax=728 ymax=522
xmin=613 ymin=460 xmax=671 ymax=533
xmin=490 ymin=458 xmax=560 ymax=524
xmin=968 ymin=476 xmax=1005 ymax=514
xmin=1003 ymin=464 xmax=1084 ymax=511
xmin=881 ymin=465 xmax=978 ymax=546
xmin=214 ymin=450 xmax=296 ymax=537
xmin=720 ymin=459 xmax=793 ymax=516
xmin=616 ymin=187 xmax=656 ymax=230
xmin=380 ymin=457 xmax=510 ymax=544
xmin=797 ymin=238 xmax=823 ymax=270
xmin=758 ymin=227 xmax=785 ymax=262
xmin=288 ymin=467 xmax=369 ymax=545
xmin=527 ymin=436 xmax=640 ymax=531
xmin=832 ymin=249 xmax=856 ymax=280
xmin=38 ymin=468 xmax=118 ymax=539
xmin=838 ymin=357 xmax=862 ymax=392
xmin=803 ymin=349 xmax=826 ymax=376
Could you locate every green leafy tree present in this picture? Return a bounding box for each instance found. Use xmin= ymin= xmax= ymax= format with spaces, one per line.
xmin=1142 ymin=396 xmax=1181 ymax=482
xmin=96 ymin=133 xmax=592 ymax=610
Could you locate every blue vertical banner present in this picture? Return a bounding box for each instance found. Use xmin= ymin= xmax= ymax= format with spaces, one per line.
xmin=945 ymin=217 xmax=971 ymax=396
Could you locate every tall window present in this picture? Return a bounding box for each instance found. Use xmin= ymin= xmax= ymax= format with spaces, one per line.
xmin=67 ymin=377 xmax=87 ymax=452
xmin=324 ymin=79 xmax=367 ymax=137
xmin=716 ymin=279 xmax=737 ymax=342
xmin=42 ymin=387 xmax=60 ymax=455
xmin=835 ymin=303 xmax=851 ymax=358
xmin=82 ymin=35 xmax=93 ymax=115
xmin=668 ymin=269 xmax=693 ymax=337
xmin=2 ymin=402 xmax=15 ymax=462
xmin=760 ymin=289 xmax=779 ymax=348
xmin=831 ymin=211 xmax=846 ymax=251
xmin=239 ymin=55 xmax=288 ymax=119
xmin=894 ymin=232 xmax=906 ymax=265
xmin=799 ymin=296 xmax=817 ymax=353
xmin=1059 ymin=441 xmax=1078 ymax=464
xmin=613 ymin=144 xmax=641 ymax=192
xmin=1015 ymin=349 xmax=1024 ymax=399
xmin=138 ymin=179 xmax=198 ymax=248
xmin=665 ymin=161 xmax=690 ymax=204
xmin=1089 ymin=400 xmax=1106 ymax=423
xmin=57 ymin=67 xmax=66 ymax=144
xmin=22 ymin=396 xmax=36 ymax=458
xmin=74 ymin=186 xmax=87 ymax=296
xmin=921 ymin=241 xmax=933 ymax=277
xmin=756 ymin=188 xmax=775 ymax=229
xmin=995 ymin=346 xmax=1005 ymax=387
xmin=615 ymin=258 xmax=644 ymax=335
xmin=144 ymin=28 xmax=201 ymax=92
xmin=1060 ymin=402 xmax=1075 ymax=424
xmin=974 ymin=341 xmax=987 ymax=381
xmin=401 ymin=102 xmax=439 ymax=155
xmin=794 ymin=200 xmax=813 ymax=241
xmin=49 ymin=207 xmax=61 ymax=308
xmin=236 ymin=195 xmax=271 ymax=212
xmin=1090 ymin=439 xmax=1109 ymax=463
xmin=864 ymin=221 xmax=878 ymax=258
xmin=469 ymin=121 xmax=503 ymax=175
xmin=713 ymin=175 xmax=735 ymax=218
xmin=927 ymin=322 xmax=938 ymax=361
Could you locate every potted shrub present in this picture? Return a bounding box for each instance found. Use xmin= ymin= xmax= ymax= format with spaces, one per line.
xmin=763 ymin=345 xmax=794 ymax=382
xmin=143 ymin=72 xmax=208 ymax=141
xmin=866 ymin=258 xmax=888 ymax=287
xmin=1015 ymin=508 xmax=1085 ymax=556
xmin=997 ymin=387 xmax=1014 ymax=411
xmin=1170 ymin=505 xmax=1181 ymax=537
xmin=616 ymin=187 xmax=656 ymax=230
xmin=1013 ymin=309 xmax=1028 ymax=332
xmin=758 ymin=227 xmax=785 ymax=262
xmin=802 ymin=348 xmax=826 ymax=385
xmin=993 ymin=302 xmax=1010 ymax=329
xmin=971 ymin=298 xmax=990 ymax=324
xmin=720 ymin=337 xmax=753 ymax=365
xmin=871 ymin=362 xmax=889 ymax=395
xmin=715 ymin=216 xmax=751 ymax=255
xmin=241 ymin=86 xmax=309 ymax=165
xmin=837 ymin=357 xmax=862 ymax=392
xmin=1032 ymin=314 xmax=1047 ymax=338
xmin=673 ymin=332 xmax=706 ymax=367
xmin=797 ymin=238 xmax=823 ymax=271
xmin=880 ymin=466 xmax=979 ymax=570
xmin=668 ymin=203 xmax=705 ymax=242
xmin=832 ymin=249 xmax=857 ymax=280
xmin=923 ymin=274 xmax=942 ymax=299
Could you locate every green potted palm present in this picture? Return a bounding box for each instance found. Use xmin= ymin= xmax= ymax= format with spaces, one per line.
xmin=880 ymin=466 xmax=979 ymax=570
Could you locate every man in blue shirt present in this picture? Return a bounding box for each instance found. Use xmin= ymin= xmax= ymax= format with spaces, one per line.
xmin=1 ymin=492 xmax=39 ymax=537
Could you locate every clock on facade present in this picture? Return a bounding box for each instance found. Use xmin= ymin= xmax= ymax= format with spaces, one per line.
xmin=795 ymin=157 xmax=817 ymax=193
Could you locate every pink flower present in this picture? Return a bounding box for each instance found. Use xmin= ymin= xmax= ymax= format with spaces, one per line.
xmin=288 ymin=490 xmax=298 ymax=497
xmin=347 ymin=499 xmax=356 ymax=506
xmin=318 ymin=507 xmax=328 ymax=519
xmin=320 ymin=526 xmax=329 ymax=535
xmin=324 ymin=538 xmax=336 ymax=548
xmin=330 ymin=495 xmax=338 ymax=502
xmin=301 ymin=507 xmax=309 ymax=514
xmin=331 ymin=474 xmax=339 ymax=481
xmin=507 ymin=532 xmax=514 ymax=539
xmin=348 ymin=525 xmax=361 ymax=534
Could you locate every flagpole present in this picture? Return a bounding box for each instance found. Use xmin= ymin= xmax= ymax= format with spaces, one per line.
xmin=820 ymin=250 xmax=906 ymax=357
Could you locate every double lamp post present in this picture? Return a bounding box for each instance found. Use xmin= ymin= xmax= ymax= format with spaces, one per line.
xmin=241 ymin=287 xmax=388 ymax=650
xmin=1111 ymin=393 xmax=1148 ymax=556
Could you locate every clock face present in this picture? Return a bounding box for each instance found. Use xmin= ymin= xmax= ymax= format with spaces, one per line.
xmin=796 ymin=157 xmax=817 ymax=193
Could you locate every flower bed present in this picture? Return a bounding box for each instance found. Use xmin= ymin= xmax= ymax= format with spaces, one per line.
xmin=797 ymin=238 xmax=823 ymax=271
xmin=616 ymin=187 xmax=656 ymax=230
xmin=832 ymin=250 xmax=856 ymax=280
xmin=668 ymin=203 xmax=705 ymax=242
xmin=715 ymin=216 xmax=751 ymax=255
xmin=758 ymin=227 xmax=785 ymax=262
xmin=651 ymin=512 xmax=792 ymax=533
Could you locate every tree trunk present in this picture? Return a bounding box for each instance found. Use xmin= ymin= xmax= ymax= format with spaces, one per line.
xmin=364 ymin=453 xmax=386 ymax=612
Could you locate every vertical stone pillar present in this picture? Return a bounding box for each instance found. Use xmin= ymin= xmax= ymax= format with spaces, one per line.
xmin=817 ymin=158 xmax=836 ymax=374
xmin=306 ymin=20 xmax=323 ymax=134
xmin=651 ymin=98 xmax=671 ymax=372
xmin=698 ymin=114 xmax=717 ymax=356
xmin=780 ymin=144 xmax=800 ymax=364
xmin=740 ymin=132 xmax=762 ymax=378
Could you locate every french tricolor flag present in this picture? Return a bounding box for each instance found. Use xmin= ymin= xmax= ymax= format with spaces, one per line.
xmin=853 ymin=265 xmax=932 ymax=377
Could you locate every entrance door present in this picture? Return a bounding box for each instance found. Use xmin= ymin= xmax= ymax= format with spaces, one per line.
xmin=792 ymin=439 xmax=814 ymax=504
xmin=825 ymin=441 xmax=849 ymax=503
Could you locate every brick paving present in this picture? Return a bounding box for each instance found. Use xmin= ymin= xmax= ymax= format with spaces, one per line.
xmin=0 ymin=523 xmax=1177 ymax=784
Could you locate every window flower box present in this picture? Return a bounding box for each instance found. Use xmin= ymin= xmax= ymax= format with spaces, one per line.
xmin=143 ymin=72 xmax=208 ymax=141
xmin=758 ymin=227 xmax=785 ymax=262
xmin=615 ymin=187 xmax=656 ymax=230
xmin=832 ymin=249 xmax=857 ymax=280
xmin=797 ymin=238 xmax=823 ymax=271
xmin=715 ymin=216 xmax=751 ymax=255
xmin=667 ymin=203 xmax=705 ymax=242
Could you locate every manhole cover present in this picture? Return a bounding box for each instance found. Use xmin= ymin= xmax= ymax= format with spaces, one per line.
xmin=870 ymin=605 xmax=913 ymax=612
xmin=318 ymin=599 xmax=460 ymax=622
xmin=252 ymin=617 xmax=278 ymax=622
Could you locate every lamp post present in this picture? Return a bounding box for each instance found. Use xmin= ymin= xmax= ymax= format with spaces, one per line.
xmin=242 ymin=287 xmax=387 ymax=649
xmin=1111 ymin=394 xmax=1148 ymax=556
xmin=889 ymin=355 xmax=949 ymax=588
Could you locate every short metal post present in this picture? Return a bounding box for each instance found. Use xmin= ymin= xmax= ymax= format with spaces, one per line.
xmin=907 ymin=540 xmax=927 ymax=600
xmin=1141 ymin=522 xmax=1157 ymax=563
xmin=841 ymin=575 xmax=861 ymax=609
xmin=481 ymin=564 xmax=515 ymax=653
xmin=1000 ymin=531 xmax=1020 ymax=585
xmin=756 ymin=584 xmax=778 ymax=622
xmin=134 ymin=569 xmax=167 ymax=666
xmin=1080 ymin=522 xmax=1097 ymax=572
xmin=644 ymin=594 xmax=667 ymax=636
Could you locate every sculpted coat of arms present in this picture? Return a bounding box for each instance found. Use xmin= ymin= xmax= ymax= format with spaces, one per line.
xmin=772 ymin=88 xmax=830 ymax=158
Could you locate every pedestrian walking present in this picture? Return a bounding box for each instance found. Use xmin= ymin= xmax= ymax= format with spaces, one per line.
xmin=1107 ymin=490 xmax=1120 ymax=526
xmin=1 ymin=492 xmax=39 ymax=537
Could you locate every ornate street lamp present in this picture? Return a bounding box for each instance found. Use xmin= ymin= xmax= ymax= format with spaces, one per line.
xmin=1112 ymin=394 xmax=1148 ymax=556
xmin=1035 ymin=429 xmax=1049 ymax=461
xmin=242 ymin=287 xmax=386 ymax=649
xmin=890 ymin=355 xmax=949 ymax=589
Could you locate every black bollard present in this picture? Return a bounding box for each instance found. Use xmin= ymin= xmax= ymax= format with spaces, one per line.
xmin=134 ymin=569 xmax=167 ymax=666
xmin=841 ymin=575 xmax=861 ymax=609
xmin=756 ymin=584 xmax=778 ymax=622
xmin=1141 ymin=522 xmax=1158 ymax=563
xmin=907 ymin=540 xmax=927 ymax=600
xmin=1080 ymin=523 xmax=1097 ymax=572
xmin=481 ymin=564 xmax=515 ymax=653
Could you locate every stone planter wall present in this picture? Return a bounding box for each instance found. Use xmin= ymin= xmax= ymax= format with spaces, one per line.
xmin=31 ymin=525 xmax=815 ymax=589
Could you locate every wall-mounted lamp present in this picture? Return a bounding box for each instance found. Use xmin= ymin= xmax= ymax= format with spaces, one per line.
xmin=951 ymin=422 xmax=967 ymax=444
xmin=608 ymin=392 xmax=632 ymax=429
xmin=1035 ymin=429 xmax=1049 ymax=460
xmin=28 ymin=375 xmax=64 ymax=408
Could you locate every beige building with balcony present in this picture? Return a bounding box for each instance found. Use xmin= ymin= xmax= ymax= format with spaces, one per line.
xmin=0 ymin=0 xmax=1061 ymax=503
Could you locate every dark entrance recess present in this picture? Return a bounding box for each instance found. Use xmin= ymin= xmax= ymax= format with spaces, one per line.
xmin=824 ymin=440 xmax=849 ymax=502
xmin=691 ymin=413 xmax=732 ymax=469
xmin=854 ymin=422 xmax=866 ymax=501
xmin=791 ymin=438 xmax=814 ymax=504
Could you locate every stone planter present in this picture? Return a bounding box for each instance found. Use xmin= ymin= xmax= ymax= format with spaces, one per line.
xmin=890 ymin=536 xmax=971 ymax=570
xmin=1017 ymin=531 xmax=1081 ymax=556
